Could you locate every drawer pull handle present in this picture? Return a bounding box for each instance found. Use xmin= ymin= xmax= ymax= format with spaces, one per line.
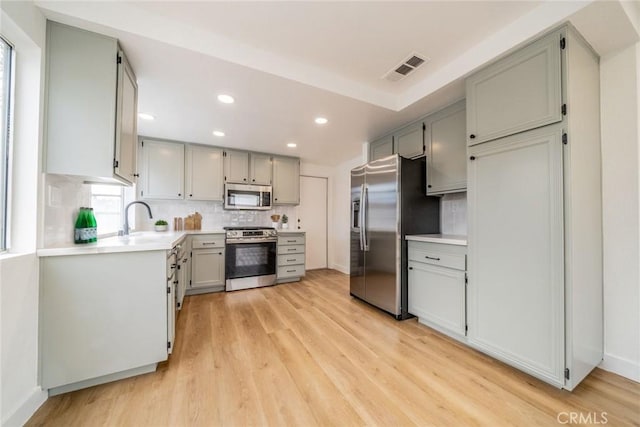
xmin=286 ymin=259 xmax=296 ymax=262
xmin=287 ymin=248 xmax=296 ymax=251
xmin=202 ymin=242 xmax=218 ymax=245
xmin=425 ymin=256 xmax=441 ymax=261
xmin=286 ymin=269 xmax=296 ymax=273
xmin=287 ymin=240 xmax=296 ymax=243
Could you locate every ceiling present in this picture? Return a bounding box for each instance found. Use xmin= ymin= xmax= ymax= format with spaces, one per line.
xmin=34 ymin=1 xmax=640 ymax=166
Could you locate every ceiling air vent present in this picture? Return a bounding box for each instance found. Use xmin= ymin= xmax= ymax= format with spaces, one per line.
xmin=383 ymin=52 xmax=430 ymax=82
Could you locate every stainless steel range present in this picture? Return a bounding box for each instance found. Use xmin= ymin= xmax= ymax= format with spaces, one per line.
xmin=224 ymin=226 xmax=277 ymax=291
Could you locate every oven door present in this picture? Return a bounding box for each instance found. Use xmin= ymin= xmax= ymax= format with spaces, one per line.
xmin=225 ymin=240 xmax=277 ymax=279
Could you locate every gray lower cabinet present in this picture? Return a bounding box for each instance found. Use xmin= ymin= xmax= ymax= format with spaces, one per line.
xmin=426 ymin=100 xmax=467 ymax=195
xmin=465 ymin=29 xmax=562 ymax=145
xmin=188 ymin=234 xmax=225 ymax=294
xmin=272 ymin=157 xmax=300 ymax=205
xmin=277 ymin=233 xmax=306 ymax=283
xmin=369 ymin=135 xmax=394 ymax=161
xmin=40 ymin=251 xmax=168 ymax=395
xmin=407 ymin=240 xmax=467 ymax=338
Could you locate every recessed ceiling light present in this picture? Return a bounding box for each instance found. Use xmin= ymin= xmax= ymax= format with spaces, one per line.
xmin=287 ymin=143 xmax=297 ymax=148
xmin=213 ymin=130 xmax=225 ymax=137
xmin=315 ymin=117 xmax=328 ymax=125
xmin=217 ymin=94 xmax=234 ymax=104
xmin=138 ymin=113 xmax=155 ymax=121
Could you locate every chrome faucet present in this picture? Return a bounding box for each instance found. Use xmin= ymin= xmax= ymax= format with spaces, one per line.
xmin=121 ymin=201 xmax=153 ymax=236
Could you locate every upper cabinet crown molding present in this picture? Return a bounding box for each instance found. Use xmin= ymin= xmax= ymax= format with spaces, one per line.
xmin=44 ymin=21 xmax=138 ymax=185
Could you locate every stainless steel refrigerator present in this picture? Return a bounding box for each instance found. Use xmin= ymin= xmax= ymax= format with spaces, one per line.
xmin=350 ymin=154 xmax=440 ymax=319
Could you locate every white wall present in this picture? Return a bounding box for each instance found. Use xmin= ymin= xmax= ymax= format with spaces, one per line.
xmin=599 ymin=42 xmax=640 ymax=382
xmin=0 ymin=1 xmax=48 ymax=425
xmin=329 ymin=155 xmax=363 ymax=273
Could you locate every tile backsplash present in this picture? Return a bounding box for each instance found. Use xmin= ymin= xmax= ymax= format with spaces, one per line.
xmin=440 ymin=192 xmax=467 ymax=236
xmin=135 ymin=200 xmax=298 ymax=231
xmin=42 ymin=174 xmax=92 ymax=247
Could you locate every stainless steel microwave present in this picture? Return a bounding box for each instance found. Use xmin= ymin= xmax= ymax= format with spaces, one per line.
xmin=224 ymin=183 xmax=272 ymax=210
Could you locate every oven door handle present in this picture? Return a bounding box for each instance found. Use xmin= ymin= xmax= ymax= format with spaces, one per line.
xmin=226 ymin=239 xmax=277 ymax=244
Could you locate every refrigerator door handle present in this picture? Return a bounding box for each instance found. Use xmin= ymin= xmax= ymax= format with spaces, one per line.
xmin=359 ymin=184 xmax=365 ymax=251
xmin=363 ymin=186 xmax=369 ymax=251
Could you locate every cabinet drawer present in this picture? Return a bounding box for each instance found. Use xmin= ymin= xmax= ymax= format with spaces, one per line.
xmin=277 ymin=244 xmax=305 ymax=255
xmin=277 ymin=264 xmax=305 ymax=278
xmin=278 ymin=254 xmax=305 ymax=266
xmin=191 ymin=235 xmax=225 ymax=249
xmin=408 ymin=242 xmax=466 ymax=271
xmin=278 ymin=235 xmax=305 ymax=246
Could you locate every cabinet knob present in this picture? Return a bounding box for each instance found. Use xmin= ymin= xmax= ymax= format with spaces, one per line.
xmin=409 ymin=267 xmax=413 ymax=270
xmin=298 ymin=226 xmax=301 ymax=229
xmin=189 ymin=194 xmax=193 ymax=197
xmin=470 ymin=134 xmax=476 ymax=139
xmin=178 ymin=193 xmax=182 ymax=196
xmin=252 ymin=179 xmax=255 ymax=182
xmin=275 ymin=198 xmax=278 ymax=201
xmin=427 ymin=184 xmax=432 ymax=188
xmin=243 ymin=178 xmax=247 ymax=181
xmin=470 ymin=156 xmax=476 ymax=161
xmin=218 ymin=252 xmax=222 ymax=255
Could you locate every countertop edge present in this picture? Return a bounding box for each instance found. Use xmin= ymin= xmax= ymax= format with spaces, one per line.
xmin=405 ymin=235 xmax=468 ymax=246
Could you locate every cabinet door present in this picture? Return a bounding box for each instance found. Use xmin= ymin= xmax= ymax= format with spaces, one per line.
xmin=140 ymin=139 xmax=184 ymax=200
xmin=45 ymin=21 xmax=120 ymax=181
xmin=395 ymin=122 xmax=424 ymax=158
xmin=408 ymin=262 xmax=466 ymax=336
xmin=427 ymin=101 xmax=467 ymax=195
xmin=272 ymin=157 xmax=300 ymax=205
xmin=369 ymin=136 xmax=393 ymax=161
xmin=466 ymin=30 xmax=562 ymax=145
xmin=223 ymin=150 xmax=249 ymax=183
xmin=186 ymin=145 xmax=223 ymax=201
xmin=191 ymin=249 xmax=225 ymax=288
xmin=167 ymin=277 xmax=175 ymax=355
xmin=467 ymin=124 xmax=565 ymax=386
xmin=114 ymin=53 xmax=138 ymax=185
xmin=250 ymin=153 xmax=272 ymax=185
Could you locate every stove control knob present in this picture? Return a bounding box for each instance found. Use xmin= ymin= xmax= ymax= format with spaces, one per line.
xmin=228 ymin=231 xmax=238 ymax=238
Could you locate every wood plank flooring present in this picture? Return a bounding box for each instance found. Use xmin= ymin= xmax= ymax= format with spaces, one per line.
xmin=27 ymin=270 xmax=640 ymax=426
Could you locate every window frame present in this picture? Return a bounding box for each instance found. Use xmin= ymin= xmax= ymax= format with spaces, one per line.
xmin=0 ymin=35 xmax=15 ymax=252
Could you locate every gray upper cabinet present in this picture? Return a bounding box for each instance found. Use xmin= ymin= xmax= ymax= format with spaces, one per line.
xmin=223 ymin=150 xmax=250 ymax=183
xmin=139 ymin=139 xmax=184 ymax=200
xmin=186 ymin=145 xmax=223 ymax=201
xmin=466 ymin=30 xmax=562 ymax=146
xmin=249 ymin=153 xmax=272 ymax=185
xmin=369 ymin=136 xmax=393 ymax=161
xmin=45 ymin=21 xmax=137 ymax=185
xmin=114 ymin=54 xmax=138 ymax=184
xmin=272 ymin=156 xmax=300 ymax=205
xmin=426 ymin=100 xmax=467 ymax=195
xmin=395 ymin=122 xmax=425 ymax=159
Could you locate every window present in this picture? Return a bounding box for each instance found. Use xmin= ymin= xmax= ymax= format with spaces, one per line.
xmin=90 ymin=184 xmax=136 ymax=236
xmin=0 ymin=37 xmax=14 ymax=251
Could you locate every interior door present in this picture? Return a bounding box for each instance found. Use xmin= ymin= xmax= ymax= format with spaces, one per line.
xmin=349 ymin=166 xmax=366 ymax=299
xmin=298 ymin=176 xmax=328 ymax=269
xmin=363 ymin=156 xmax=399 ymax=315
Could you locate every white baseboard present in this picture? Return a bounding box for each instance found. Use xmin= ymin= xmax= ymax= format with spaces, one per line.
xmin=599 ymin=353 xmax=640 ymax=383
xmin=2 ymin=387 xmax=47 ymax=427
xmin=329 ymin=262 xmax=349 ymax=275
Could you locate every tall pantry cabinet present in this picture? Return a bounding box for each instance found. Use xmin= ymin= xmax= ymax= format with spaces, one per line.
xmin=465 ymin=25 xmax=603 ymax=390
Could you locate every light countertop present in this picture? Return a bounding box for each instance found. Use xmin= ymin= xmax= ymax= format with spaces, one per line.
xmin=405 ymin=234 xmax=467 ymax=246
xmin=38 ymin=229 xmax=225 ymax=257
xmin=277 ymin=229 xmax=305 ymax=234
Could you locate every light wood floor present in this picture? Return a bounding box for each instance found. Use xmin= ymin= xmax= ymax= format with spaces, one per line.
xmin=28 ymin=270 xmax=639 ymax=426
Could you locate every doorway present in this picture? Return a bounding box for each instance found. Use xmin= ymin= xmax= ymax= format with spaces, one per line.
xmin=299 ymin=175 xmax=328 ymax=270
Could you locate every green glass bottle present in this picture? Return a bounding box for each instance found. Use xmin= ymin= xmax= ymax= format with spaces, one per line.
xmin=87 ymin=207 xmax=97 ymax=243
xmin=74 ymin=207 xmax=88 ymax=244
